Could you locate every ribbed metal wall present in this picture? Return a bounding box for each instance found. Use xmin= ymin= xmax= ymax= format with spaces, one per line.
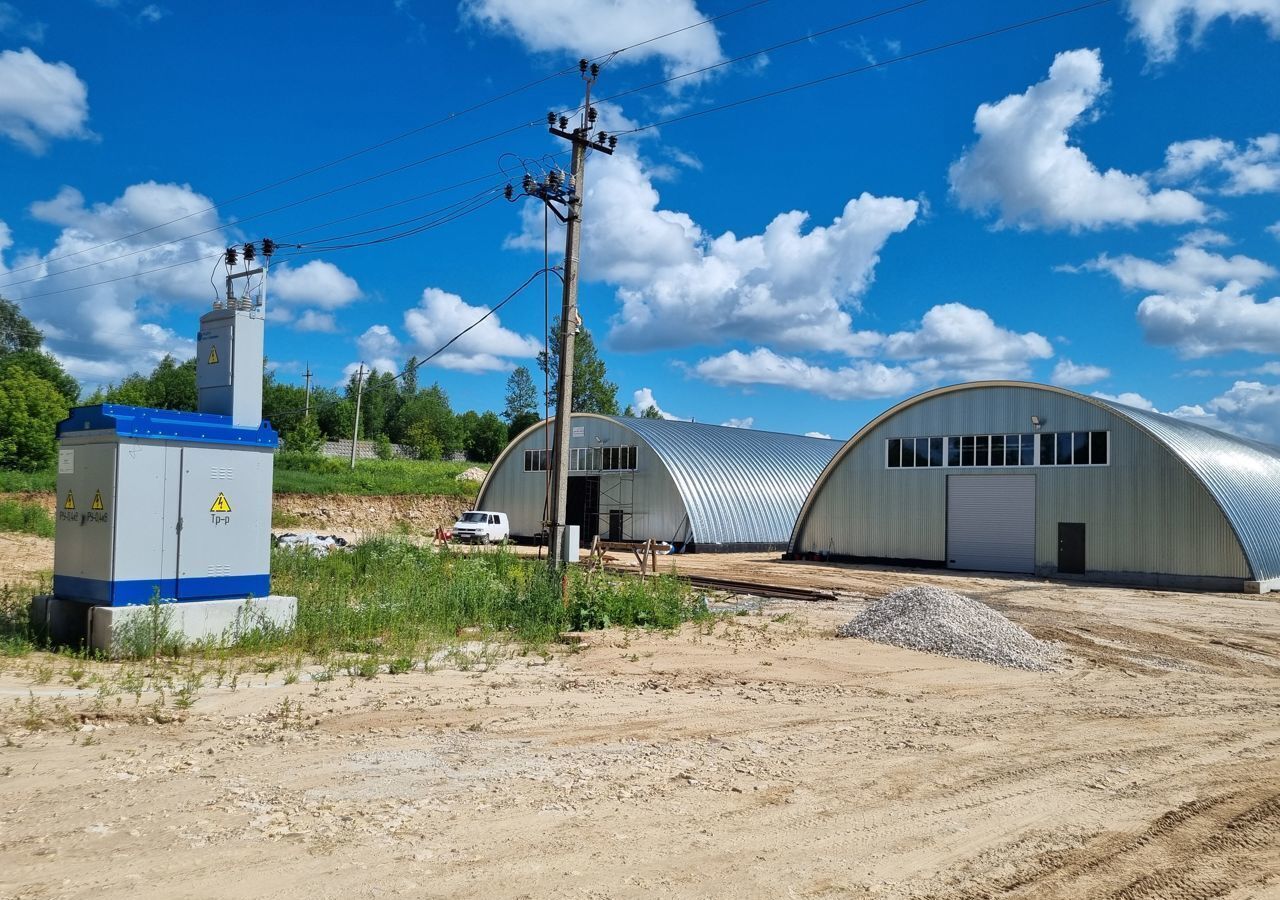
xmin=1108 ymin=402 xmax=1280 ymax=582
xmin=478 ymin=415 xmax=840 ymax=549
xmin=618 ymin=417 xmax=841 ymax=548
xmin=792 ymin=383 xmax=1253 ymax=583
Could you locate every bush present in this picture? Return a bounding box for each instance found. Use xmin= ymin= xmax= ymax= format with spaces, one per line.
xmin=374 ymin=434 xmax=394 ymax=460
xmin=0 ymin=499 xmax=55 ymax=538
xmin=270 ymin=540 xmax=704 ymax=655
xmin=0 ymin=366 xmax=69 ymax=470
xmin=281 ymin=416 xmax=323 ymax=456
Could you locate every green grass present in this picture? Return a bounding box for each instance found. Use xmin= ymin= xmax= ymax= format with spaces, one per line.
xmin=0 ymin=456 xmax=485 ymax=499
xmin=0 ymin=579 xmax=43 ymax=657
xmin=0 ymin=468 xmax=56 ymax=493
xmin=0 ymin=499 xmax=55 ymax=538
xmin=271 ymin=539 xmax=705 ymax=656
xmin=272 ymin=454 xmax=485 ymax=496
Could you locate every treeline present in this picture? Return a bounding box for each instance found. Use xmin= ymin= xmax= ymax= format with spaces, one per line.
xmin=87 ymin=357 xmax=512 ymax=463
xmin=0 ymin=300 xmax=78 ymax=470
xmin=0 ymin=293 xmax=634 ymax=471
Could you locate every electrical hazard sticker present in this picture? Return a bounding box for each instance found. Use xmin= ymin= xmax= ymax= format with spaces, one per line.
xmin=210 ymin=492 xmax=232 ymax=513
xmin=91 ymin=490 xmax=105 ymax=511
xmin=207 ymin=345 xmax=220 ymax=365
xmin=63 ymin=491 xmax=75 ymax=510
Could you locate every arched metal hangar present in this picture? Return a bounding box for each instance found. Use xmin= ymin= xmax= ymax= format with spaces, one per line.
xmin=789 ymin=382 xmax=1280 ymax=593
xmin=478 ymin=414 xmax=841 ymax=551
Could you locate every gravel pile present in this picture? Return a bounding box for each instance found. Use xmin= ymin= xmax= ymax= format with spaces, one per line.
xmin=837 ymin=585 xmax=1061 ymax=671
xmin=455 ymin=466 xmax=487 ymax=483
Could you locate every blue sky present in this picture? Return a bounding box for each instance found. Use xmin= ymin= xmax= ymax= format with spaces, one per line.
xmin=1 ymin=0 xmax=1278 ymax=440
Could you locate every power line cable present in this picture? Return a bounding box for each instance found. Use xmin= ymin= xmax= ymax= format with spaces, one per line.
xmin=0 ymin=0 xmax=929 ymax=294
xmin=266 ymin=267 xmax=555 ymax=426
xmin=616 ymin=0 xmax=1115 ymax=136
xmin=595 ymin=0 xmax=930 ymax=106
xmin=0 ymin=0 xmax=773 ymax=281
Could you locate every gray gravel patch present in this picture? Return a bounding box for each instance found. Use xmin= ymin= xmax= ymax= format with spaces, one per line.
xmin=837 ymin=586 xmax=1062 ymax=671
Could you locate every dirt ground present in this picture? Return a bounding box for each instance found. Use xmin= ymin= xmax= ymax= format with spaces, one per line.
xmin=2 ymin=539 xmax=1279 ymax=899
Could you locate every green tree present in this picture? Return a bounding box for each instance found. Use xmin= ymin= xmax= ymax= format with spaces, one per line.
xmin=641 ymin=404 xmax=663 ymax=419
xmin=508 ymin=410 xmax=541 ymax=442
xmin=401 ymin=356 xmax=419 ymax=396
xmin=467 ymin=411 xmax=507 ymax=462
xmin=146 ymin=356 xmax=197 ymax=410
xmin=390 ymin=383 xmax=458 ymax=453
xmin=0 ymin=298 xmax=42 ymax=355
xmin=262 ymin=370 xmax=309 ymax=428
xmin=280 ymin=415 xmax=323 ymax=456
xmin=503 ymin=365 xmax=538 ymax=423
xmin=537 ymin=319 xmax=618 ymax=415
xmin=404 ymin=420 xmax=443 ymax=461
xmin=0 ymin=366 xmax=70 ymax=470
xmin=0 ymin=349 xmax=79 ymax=405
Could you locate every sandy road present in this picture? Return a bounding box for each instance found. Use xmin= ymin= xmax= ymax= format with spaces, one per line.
xmin=1 ymin=548 xmax=1279 ymax=899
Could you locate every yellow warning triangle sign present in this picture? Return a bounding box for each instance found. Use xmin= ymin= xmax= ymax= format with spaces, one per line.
xmin=91 ymin=489 xmax=104 ymax=511
xmin=63 ymin=491 xmax=75 ymax=510
xmin=210 ymin=492 xmax=231 ymax=513
xmin=207 ymin=345 xmax=220 ymax=365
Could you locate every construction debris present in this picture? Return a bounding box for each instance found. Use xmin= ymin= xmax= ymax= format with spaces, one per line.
xmin=455 ymin=467 xmax=487 ymax=483
xmin=837 ymin=585 xmax=1061 ymax=671
xmin=273 ymin=532 xmax=350 ymax=557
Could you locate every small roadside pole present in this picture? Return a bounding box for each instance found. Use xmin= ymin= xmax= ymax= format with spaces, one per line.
xmin=349 ymin=362 xmax=365 ymax=470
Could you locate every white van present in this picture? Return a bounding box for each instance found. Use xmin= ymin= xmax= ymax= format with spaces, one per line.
xmin=451 ymin=511 xmax=510 ymax=544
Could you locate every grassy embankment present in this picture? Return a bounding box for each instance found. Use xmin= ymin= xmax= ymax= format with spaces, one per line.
xmin=0 ymin=455 xmax=488 ymax=498
xmin=0 ymin=541 xmax=702 ymax=664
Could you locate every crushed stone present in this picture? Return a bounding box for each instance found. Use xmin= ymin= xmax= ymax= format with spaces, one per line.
xmin=837 ymin=585 xmax=1062 ymax=671
xmin=455 ymin=466 xmax=487 ymax=483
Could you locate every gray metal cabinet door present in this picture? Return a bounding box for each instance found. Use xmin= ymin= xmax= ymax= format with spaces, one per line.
xmin=176 ymin=446 xmax=272 ymax=599
xmin=946 ymin=474 xmax=1036 ymax=574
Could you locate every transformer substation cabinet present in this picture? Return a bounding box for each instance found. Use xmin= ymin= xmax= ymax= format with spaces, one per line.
xmin=33 ymin=298 xmax=297 ymax=653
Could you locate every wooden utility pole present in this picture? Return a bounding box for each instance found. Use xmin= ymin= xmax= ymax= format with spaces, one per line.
xmin=543 ymin=60 xmax=616 ymax=567
xmin=349 ymin=363 xmax=365 ymax=470
xmin=303 ymin=363 xmax=313 ymax=419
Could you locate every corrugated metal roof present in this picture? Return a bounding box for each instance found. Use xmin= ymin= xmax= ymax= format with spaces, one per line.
xmin=608 ymin=417 xmax=841 ymax=548
xmin=1095 ymin=398 xmax=1280 ymax=583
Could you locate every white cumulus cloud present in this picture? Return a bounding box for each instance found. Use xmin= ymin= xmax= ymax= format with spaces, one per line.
xmin=1052 ymin=360 xmax=1111 ymax=386
xmin=0 ymin=182 xmax=241 ymax=383
xmin=402 ymin=287 xmax=542 ymax=372
xmin=629 ymin=387 xmax=686 ymax=420
xmin=1125 ymin=0 xmax=1280 ymax=63
xmin=694 ymin=348 xmax=920 ymax=401
xmin=1138 ymin=283 xmax=1280 ymax=357
xmin=1162 ymin=133 xmax=1280 ymax=195
xmin=803 ymin=430 xmax=831 ymax=439
xmin=269 ymin=260 xmax=363 ymax=310
xmin=354 ymin=324 xmax=400 ymax=375
xmin=949 ymin=48 xmax=1207 ymax=231
xmin=0 ymin=47 xmax=91 ymax=153
xmin=1074 ymin=239 xmax=1276 ymax=295
xmin=460 ymin=0 xmax=724 ymax=89
xmin=1075 ymin=233 xmax=1280 ymax=357
xmin=509 ymin=104 xmax=918 ymax=355
xmin=882 ymin=303 xmax=1054 ymax=380
xmin=722 ymin=417 xmax=755 ymax=429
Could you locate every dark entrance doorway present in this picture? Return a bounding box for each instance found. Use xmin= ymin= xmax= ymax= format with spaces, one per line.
xmin=566 ymin=476 xmax=600 ymax=545
xmin=608 ymin=509 xmax=625 ymax=541
xmin=1058 ymin=522 xmax=1086 ymax=574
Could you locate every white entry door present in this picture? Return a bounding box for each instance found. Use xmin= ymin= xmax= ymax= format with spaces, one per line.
xmin=946 ymin=474 xmax=1036 ymax=574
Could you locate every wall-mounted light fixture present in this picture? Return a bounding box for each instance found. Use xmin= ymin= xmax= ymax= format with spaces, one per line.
xmin=1031 ymin=415 xmax=1042 ymax=432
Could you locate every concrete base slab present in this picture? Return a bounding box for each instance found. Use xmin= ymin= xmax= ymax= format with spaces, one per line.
xmin=31 ymin=595 xmax=297 ymax=656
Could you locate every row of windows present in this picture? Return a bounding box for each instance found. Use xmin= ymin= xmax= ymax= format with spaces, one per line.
xmin=525 ymin=446 xmax=639 ymax=473
xmin=887 ymin=431 xmax=1109 ymax=469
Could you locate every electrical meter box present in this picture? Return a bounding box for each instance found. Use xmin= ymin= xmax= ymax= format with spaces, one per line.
xmin=53 ymin=405 xmax=278 ymax=607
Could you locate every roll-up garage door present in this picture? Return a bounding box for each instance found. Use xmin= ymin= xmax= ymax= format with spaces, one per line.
xmin=946 ymin=474 xmax=1036 ymax=574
